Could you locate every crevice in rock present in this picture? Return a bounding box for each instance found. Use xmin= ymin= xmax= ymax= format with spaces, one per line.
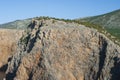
xmin=6 ymin=59 xmax=21 ymax=80
xmin=0 ymin=64 xmax=8 ymax=80
xmin=28 ymin=21 xmax=36 ymax=29
xmin=6 ymin=72 xmax=16 ymax=80
xmin=0 ymin=64 xmax=8 ymax=72
xmin=27 ymin=20 xmax=43 ymax=53
xmin=6 ymin=55 xmax=21 ymax=80
xmin=27 ymin=29 xmax=40 ymax=53
xmin=110 ymin=57 xmax=120 ymax=80
xmin=6 ymin=20 xmax=43 ymax=80
xmin=96 ymin=36 xmax=107 ymax=80
xmin=28 ymin=71 xmax=33 ymax=80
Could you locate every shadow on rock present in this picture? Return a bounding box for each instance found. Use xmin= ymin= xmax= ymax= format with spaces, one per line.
xmin=110 ymin=57 xmax=120 ymax=80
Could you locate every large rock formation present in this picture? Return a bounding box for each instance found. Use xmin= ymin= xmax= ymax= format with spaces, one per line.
xmin=3 ymin=19 xmax=120 ymax=80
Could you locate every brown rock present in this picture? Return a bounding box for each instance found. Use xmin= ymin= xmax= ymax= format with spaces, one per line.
xmin=0 ymin=29 xmax=23 ymax=67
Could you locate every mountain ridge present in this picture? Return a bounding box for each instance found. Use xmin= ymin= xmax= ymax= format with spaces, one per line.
xmin=78 ymin=9 xmax=120 ymax=40
xmin=0 ymin=18 xmax=31 ymax=29
xmin=79 ymin=9 xmax=120 ymax=28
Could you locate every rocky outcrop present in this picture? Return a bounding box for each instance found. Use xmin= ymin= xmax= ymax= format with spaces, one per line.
xmin=0 ymin=29 xmax=23 ymax=67
xmin=5 ymin=19 xmax=120 ymax=80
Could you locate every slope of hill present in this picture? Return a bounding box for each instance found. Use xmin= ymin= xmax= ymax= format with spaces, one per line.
xmin=78 ymin=9 xmax=120 ymax=39
xmin=0 ymin=19 xmax=31 ymax=29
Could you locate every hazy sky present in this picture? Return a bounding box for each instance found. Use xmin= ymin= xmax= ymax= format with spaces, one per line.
xmin=0 ymin=0 xmax=120 ymax=24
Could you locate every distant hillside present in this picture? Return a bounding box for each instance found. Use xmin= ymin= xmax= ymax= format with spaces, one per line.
xmin=0 ymin=19 xmax=31 ymax=29
xmin=78 ymin=9 xmax=120 ymax=39
xmin=79 ymin=9 xmax=120 ymax=28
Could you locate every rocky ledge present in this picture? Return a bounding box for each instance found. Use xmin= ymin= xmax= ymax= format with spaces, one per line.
xmin=1 ymin=19 xmax=120 ymax=80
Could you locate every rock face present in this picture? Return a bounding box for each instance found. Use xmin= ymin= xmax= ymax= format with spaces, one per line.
xmin=0 ymin=29 xmax=23 ymax=67
xmin=5 ymin=19 xmax=120 ymax=80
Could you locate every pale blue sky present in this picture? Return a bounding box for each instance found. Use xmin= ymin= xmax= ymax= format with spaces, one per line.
xmin=0 ymin=0 xmax=120 ymax=24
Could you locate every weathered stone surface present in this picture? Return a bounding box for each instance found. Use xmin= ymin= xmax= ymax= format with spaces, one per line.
xmin=5 ymin=19 xmax=120 ymax=80
xmin=0 ymin=29 xmax=23 ymax=67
